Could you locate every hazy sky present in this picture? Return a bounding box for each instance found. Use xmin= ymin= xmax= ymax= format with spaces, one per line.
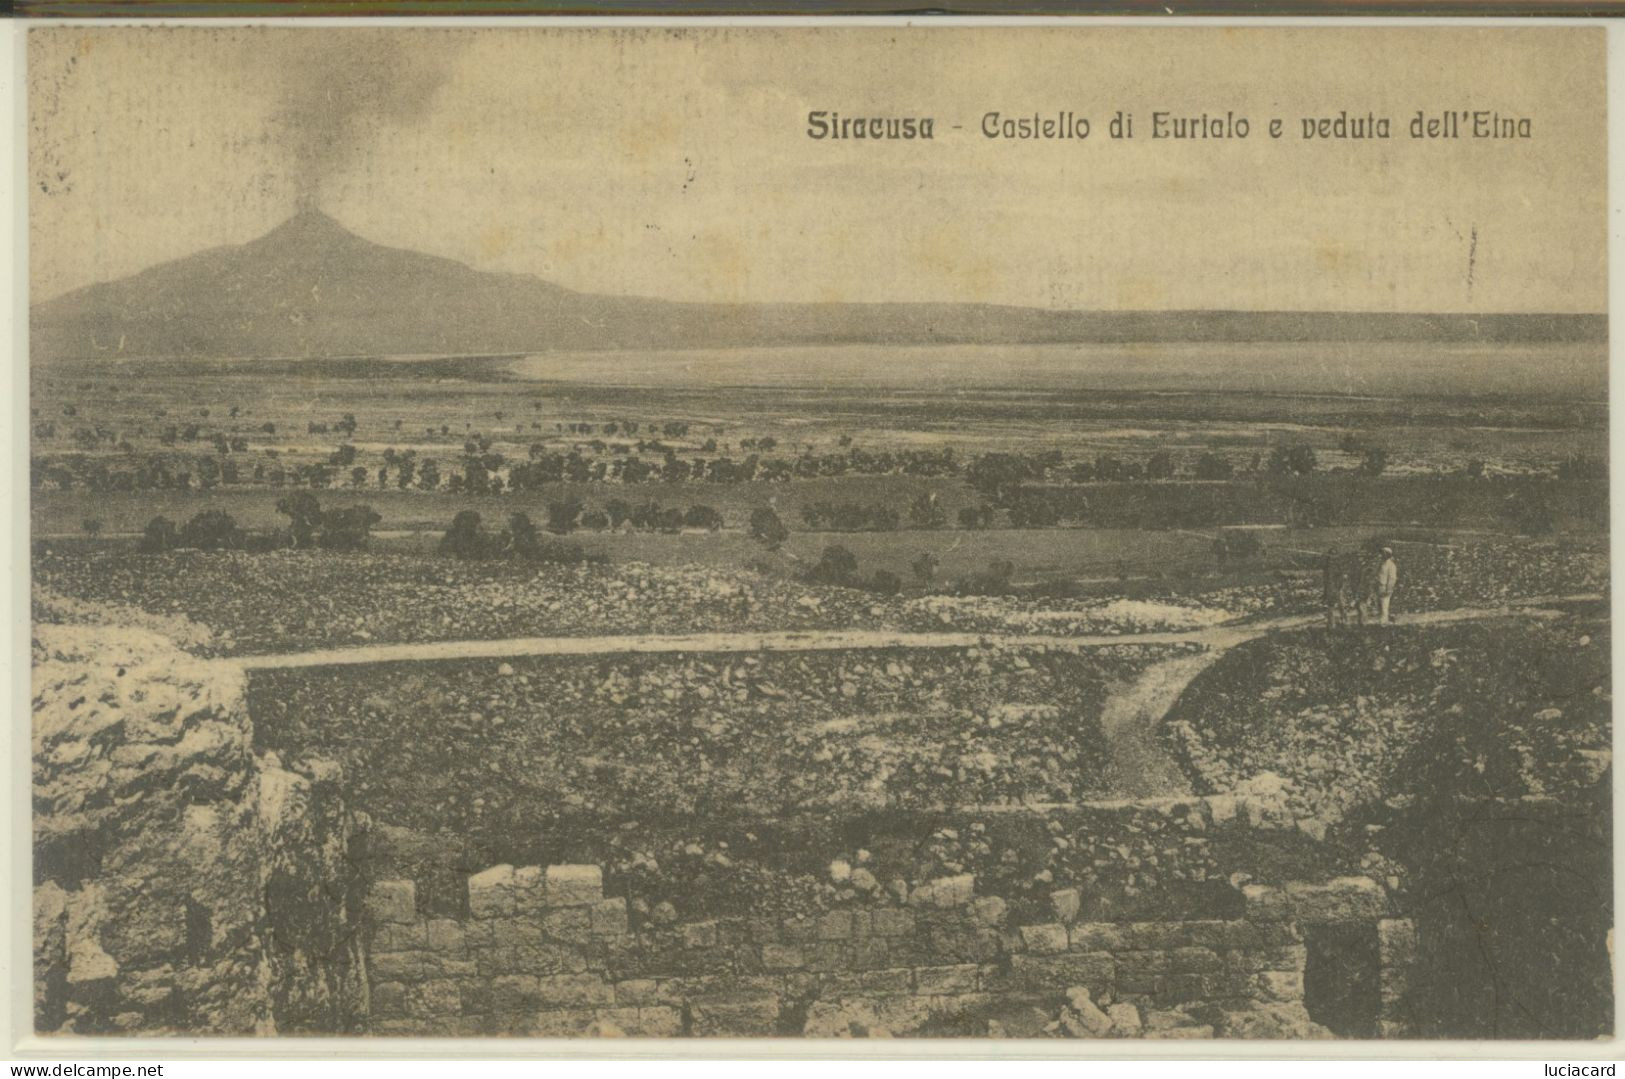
xmin=28 ymin=25 xmax=1606 ymax=312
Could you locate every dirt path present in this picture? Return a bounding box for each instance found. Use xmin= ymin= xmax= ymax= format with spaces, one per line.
xmin=1086 ymin=593 xmax=1595 ymax=798
xmin=1097 ymin=650 xmax=1229 ymax=798
xmin=231 ymin=626 xmax=1214 ymax=671
xmin=228 ymin=593 xmax=1595 ymax=671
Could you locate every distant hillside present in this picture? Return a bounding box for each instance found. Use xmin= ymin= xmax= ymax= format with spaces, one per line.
xmin=30 ymin=210 xmax=1607 ymax=362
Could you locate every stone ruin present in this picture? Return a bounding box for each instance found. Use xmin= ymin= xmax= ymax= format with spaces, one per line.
xmin=32 ymin=615 xmax=1415 ymax=1039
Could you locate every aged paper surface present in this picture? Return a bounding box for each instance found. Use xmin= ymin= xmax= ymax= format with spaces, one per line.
xmin=27 ymin=25 xmax=1610 ymax=1041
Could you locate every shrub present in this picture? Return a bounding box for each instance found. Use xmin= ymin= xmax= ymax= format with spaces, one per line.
xmin=318 ymin=505 xmax=382 ymax=551
xmin=684 ymin=504 xmax=724 ymax=532
xmin=806 ymin=544 xmax=859 ymax=587
xmin=802 ymin=501 xmax=901 ymax=532
xmin=178 ymin=510 xmax=243 ymax=551
xmin=492 ymin=512 xmax=595 ymax=565
xmin=908 ymin=492 xmax=947 ymax=529
xmin=276 ymin=492 xmax=324 ymax=549
xmin=501 ymin=512 xmax=542 ymax=558
xmin=749 ymin=507 xmax=789 ymax=550
xmin=138 ymin=515 xmax=179 ymax=553
xmin=439 ymin=510 xmax=490 ymax=560
xmin=1268 ymin=444 xmax=1317 ymax=475
xmin=965 ymin=452 xmax=1044 ymax=500
xmin=546 ymin=498 xmax=583 ymax=535
xmin=1007 ymin=494 xmax=1061 ymax=528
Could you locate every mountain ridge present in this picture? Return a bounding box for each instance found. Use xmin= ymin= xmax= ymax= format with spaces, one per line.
xmin=31 ymin=210 xmax=1608 ymax=362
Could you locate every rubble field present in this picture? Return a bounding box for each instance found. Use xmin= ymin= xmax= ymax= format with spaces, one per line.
xmin=34 ymin=549 xmax=1251 ymax=657
xmin=32 ymin=535 xmax=1606 ymax=659
xmin=248 ymin=642 xmax=1355 ymax=922
xmin=1159 ymin=613 xmax=1614 ymax=1039
xmin=249 ymin=644 xmax=1158 ymax=827
xmin=1164 ymin=615 xmax=1612 ymax=827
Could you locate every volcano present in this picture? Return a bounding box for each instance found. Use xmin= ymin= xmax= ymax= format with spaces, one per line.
xmin=30 ymin=210 xmax=1606 ymax=362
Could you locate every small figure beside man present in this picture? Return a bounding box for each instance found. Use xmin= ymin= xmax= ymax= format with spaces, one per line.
xmin=1321 ymin=543 xmax=1399 ymax=627
xmin=1322 ymin=549 xmax=1354 ymax=628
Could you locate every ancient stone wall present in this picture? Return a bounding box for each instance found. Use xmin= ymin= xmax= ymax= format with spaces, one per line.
xmin=30 ymin=601 xmax=1414 ymax=1041
xmin=32 ymin=618 xmax=366 ymax=1035
xmin=364 ymin=863 xmax=1406 ymax=1038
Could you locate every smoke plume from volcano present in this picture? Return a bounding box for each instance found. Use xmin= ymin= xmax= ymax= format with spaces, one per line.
xmin=264 ymin=33 xmax=456 ymax=209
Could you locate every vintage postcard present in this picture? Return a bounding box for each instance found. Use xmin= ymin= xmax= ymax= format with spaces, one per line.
xmin=25 ymin=25 xmax=1611 ymax=1042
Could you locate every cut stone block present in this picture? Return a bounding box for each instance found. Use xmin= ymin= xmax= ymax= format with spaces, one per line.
xmin=689 ymin=993 xmax=781 ymax=1037
xmin=590 ymin=898 xmax=629 ymax=937
xmin=425 ymin=918 xmax=465 ymax=954
xmin=761 ymin=943 xmax=805 ymax=971
xmin=1019 ymin=923 xmax=1069 ymax=955
xmin=536 ymin=973 xmax=613 ymax=1008
xmin=545 ymin=864 xmax=604 ymax=907
xmin=367 ymin=880 xmax=416 ymax=925
xmin=909 ymin=874 xmax=975 ymax=908
xmin=468 ymin=865 xmax=516 ymax=919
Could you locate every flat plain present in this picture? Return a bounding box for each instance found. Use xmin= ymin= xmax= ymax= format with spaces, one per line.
xmin=31 ymin=342 xmax=1612 ymax=1039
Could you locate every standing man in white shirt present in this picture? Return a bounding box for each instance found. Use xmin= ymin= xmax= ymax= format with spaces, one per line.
xmin=1377 ymin=546 xmax=1398 ymax=624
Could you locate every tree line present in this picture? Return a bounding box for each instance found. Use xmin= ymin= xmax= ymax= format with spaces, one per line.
xmin=31 ymin=434 xmax=1610 ymax=501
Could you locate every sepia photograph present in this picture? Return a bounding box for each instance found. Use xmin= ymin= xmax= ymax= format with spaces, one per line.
xmin=25 ymin=24 xmax=1612 ymax=1043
